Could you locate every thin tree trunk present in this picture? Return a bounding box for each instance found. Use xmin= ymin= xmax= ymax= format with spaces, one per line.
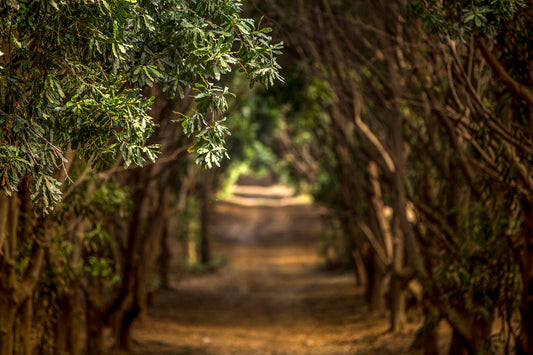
xmin=365 ymin=252 xmax=386 ymax=312
xmin=517 ymin=291 xmax=533 ymax=355
xmin=0 ymin=193 xmax=18 ymax=355
xmin=412 ymin=303 xmax=439 ymax=355
xmin=390 ymin=273 xmax=407 ymax=331
xmin=447 ymin=316 xmax=494 ymax=355
xmin=200 ymin=170 xmax=213 ymax=265
xmin=351 ymin=248 xmax=367 ymax=287
xmin=449 ymin=330 xmax=468 ymax=355
xmin=158 ymin=223 xmax=171 ymax=289
xmin=19 ymin=298 xmax=32 ymax=355
xmin=118 ymin=298 xmax=141 ymax=350
xmin=390 ymin=111 xmax=408 ymax=332
xmin=0 ymin=298 xmax=16 ymax=355
xmin=86 ymin=304 xmax=105 ymax=355
xmin=517 ymin=197 xmax=533 ymax=354
xmin=470 ymin=317 xmax=493 ymax=355
xmin=55 ymin=295 xmax=74 ymax=354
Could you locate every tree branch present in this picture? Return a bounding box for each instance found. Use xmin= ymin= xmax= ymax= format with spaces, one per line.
xmin=476 ymin=39 xmax=533 ymax=108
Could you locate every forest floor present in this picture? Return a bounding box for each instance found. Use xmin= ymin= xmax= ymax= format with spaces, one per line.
xmin=128 ymin=184 xmax=450 ymax=355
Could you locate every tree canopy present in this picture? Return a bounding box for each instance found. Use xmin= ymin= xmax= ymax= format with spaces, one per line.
xmin=0 ymin=0 xmax=282 ymax=211
xmin=0 ymin=1 xmax=283 ymax=354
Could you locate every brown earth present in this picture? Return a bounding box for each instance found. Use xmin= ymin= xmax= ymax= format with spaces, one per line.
xmin=127 ymin=185 xmax=444 ymax=355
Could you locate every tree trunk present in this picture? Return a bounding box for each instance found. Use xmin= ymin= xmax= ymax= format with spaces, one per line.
xmin=517 ymin=286 xmax=533 ymax=354
xmin=55 ymin=294 xmax=75 ymax=355
xmin=423 ymin=307 xmax=439 ymax=355
xmin=365 ymin=252 xmax=385 ymax=312
xmin=449 ymin=330 xmax=468 ymax=355
xmin=423 ymin=332 xmax=439 ymax=355
xmin=470 ymin=317 xmax=493 ymax=355
xmin=0 ymin=296 xmax=16 ymax=355
xmin=69 ymin=291 xmax=84 ymax=355
xmin=388 ymin=79 xmax=408 ymax=332
xmin=517 ymin=197 xmax=533 ymax=354
xmin=19 ymin=298 xmax=32 ymax=355
xmin=86 ymin=305 xmax=105 ymax=355
xmin=200 ymin=170 xmax=213 ymax=265
xmin=411 ymin=303 xmax=439 ymax=355
xmin=0 ymin=193 xmax=19 ymax=355
xmin=447 ymin=315 xmax=494 ymax=355
xmin=390 ymin=273 xmax=407 ymax=332
xmin=158 ymin=223 xmax=171 ymax=289
xmin=117 ymin=299 xmax=141 ymax=350
xmin=351 ymin=248 xmax=367 ymax=287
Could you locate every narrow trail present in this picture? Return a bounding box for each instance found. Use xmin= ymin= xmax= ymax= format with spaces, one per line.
xmin=130 ymin=185 xmax=422 ymax=355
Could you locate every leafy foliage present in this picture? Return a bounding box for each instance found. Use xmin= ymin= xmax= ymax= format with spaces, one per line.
xmin=435 ymin=201 xmax=520 ymax=320
xmin=409 ymin=0 xmax=526 ymax=39
xmin=0 ymin=0 xmax=283 ymax=212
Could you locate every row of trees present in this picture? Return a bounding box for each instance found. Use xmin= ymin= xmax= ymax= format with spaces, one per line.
xmin=2 ymin=0 xmax=532 ymax=354
xmin=0 ymin=1 xmax=281 ymax=354
xmin=251 ymin=0 xmax=533 ymax=354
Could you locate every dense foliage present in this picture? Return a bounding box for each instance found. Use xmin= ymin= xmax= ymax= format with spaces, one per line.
xmin=409 ymin=0 xmax=525 ymax=38
xmin=249 ymin=0 xmax=533 ymax=353
xmin=0 ymin=1 xmax=282 ymax=354
xmin=0 ymin=0 xmax=282 ymax=211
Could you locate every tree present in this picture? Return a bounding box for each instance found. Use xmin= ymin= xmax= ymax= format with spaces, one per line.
xmin=255 ymin=0 xmax=419 ymax=332
xmin=0 ymin=0 xmax=282 ymax=353
xmin=255 ymin=1 xmax=531 ymax=353
xmin=409 ymin=1 xmax=533 ymax=353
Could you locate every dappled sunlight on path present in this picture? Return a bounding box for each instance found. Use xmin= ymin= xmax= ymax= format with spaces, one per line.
xmin=129 ymin=185 xmax=422 ymax=355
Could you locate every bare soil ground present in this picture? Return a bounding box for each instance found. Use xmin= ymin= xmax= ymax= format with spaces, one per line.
xmin=129 ymin=185 xmax=434 ymax=355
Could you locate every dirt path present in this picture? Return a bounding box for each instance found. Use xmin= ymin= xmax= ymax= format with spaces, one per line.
xmin=130 ymin=185 xmax=423 ymax=355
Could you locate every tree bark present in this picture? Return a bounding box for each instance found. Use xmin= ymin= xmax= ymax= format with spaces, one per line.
xmin=86 ymin=303 xmax=105 ymax=355
xmin=55 ymin=294 xmax=77 ymax=355
xmin=18 ymin=298 xmax=32 ymax=355
xmin=420 ymin=305 xmax=439 ymax=355
xmin=517 ymin=289 xmax=533 ymax=355
xmin=117 ymin=296 xmax=141 ymax=350
xmin=158 ymin=220 xmax=171 ymax=289
xmin=0 ymin=193 xmax=20 ymax=355
xmin=390 ymin=111 xmax=408 ymax=332
xmin=449 ymin=330 xmax=469 ymax=355
xmin=200 ymin=170 xmax=213 ymax=265
xmin=389 ymin=273 xmax=407 ymax=332
xmin=365 ymin=252 xmax=386 ymax=312
xmin=0 ymin=297 xmax=16 ymax=355
xmin=517 ymin=198 xmax=533 ymax=354
xmin=351 ymin=248 xmax=368 ymax=287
